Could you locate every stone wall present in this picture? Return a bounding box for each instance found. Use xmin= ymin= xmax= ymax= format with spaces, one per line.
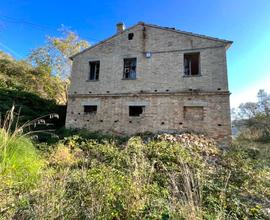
xmin=69 ymin=24 xmax=229 ymax=95
xmin=66 ymin=23 xmax=232 ymax=145
xmin=66 ymin=92 xmax=231 ymax=145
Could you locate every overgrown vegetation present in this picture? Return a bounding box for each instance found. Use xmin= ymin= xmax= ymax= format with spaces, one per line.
xmin=0 ymin=88 xmax=66 ymax=129
xmin=0 ymin=106 xmax=44 ymax=198
xmin=0 ymin=27 xmax=90 ymax=130
xmin=0 ymin=107 xmax=269 ymax=219
xmin=0 ymin=26 xmax=89 ymax=105
xmin=0 ymin=46 xmax=68 ymax=130
xmin=0 ymin=52 xmax=65 ymax=103
xmin=27 ymin=26 xmax=90 ymax=103
xmin=233 ymin=89 xmax=270 ymax=142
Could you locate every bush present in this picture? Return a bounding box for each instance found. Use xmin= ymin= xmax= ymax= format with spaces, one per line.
xmin=203 ymin=143 xmax=270 ymax=219
xmin=0 ymin=129 xmax=44 ymax=187
xmin=0 ymin=131 xmax=269 ymax=219
xmin=0 ymin=88 xmax=66 ymax=130
xmin=0 ymin=56 xmax=67 ymax=103
xmin=49 ymin=143 xmax=82 ymax=167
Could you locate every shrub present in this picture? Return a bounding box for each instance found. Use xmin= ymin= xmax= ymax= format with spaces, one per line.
xmin=50 ymin=143 xmax=82 ymax=167
xmin=0 ymin=129 xmax=44 ymax=187
xmin=0 ymin=131 xmax=269 ymax=219
xmin=0 ymin=88 xmax=66 ymax=130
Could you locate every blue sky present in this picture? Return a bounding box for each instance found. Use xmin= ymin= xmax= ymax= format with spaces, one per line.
xmin=0 ymin=0 xmax=270 ymax=108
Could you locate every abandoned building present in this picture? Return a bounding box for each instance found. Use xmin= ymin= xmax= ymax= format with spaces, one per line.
xmin=65 ymin=22 xmax=233 ymax=145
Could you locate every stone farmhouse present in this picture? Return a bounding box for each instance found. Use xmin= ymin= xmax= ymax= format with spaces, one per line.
xmin=66 ymin=22 xmax=233 ymax=145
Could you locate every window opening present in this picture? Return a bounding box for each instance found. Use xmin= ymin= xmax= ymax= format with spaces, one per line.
xmin=184 ymin=53 xmax=200 ymax=76
xmin=84 ymin=105 xmax=97 ymax=114
xmin=89 ymin=61 xmax=100 ymax=80
xmin=123 ymin=58 xmax=136 ymax=79
xmin=129 ymin=106 xmax=144 ymax=116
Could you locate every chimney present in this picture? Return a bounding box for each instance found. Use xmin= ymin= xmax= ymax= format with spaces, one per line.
xmin=116 ymin=22 xmax=125 ymax=33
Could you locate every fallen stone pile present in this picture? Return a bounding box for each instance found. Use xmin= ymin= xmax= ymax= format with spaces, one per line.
xmin=156 ymin=133 xmax=216 ymax=147
xmin=154 ymin=133 xmax=222 ymax=162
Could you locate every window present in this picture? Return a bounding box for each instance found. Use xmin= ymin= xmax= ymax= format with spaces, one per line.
xmin=129 ymin=106 xmax=144 ymax=117
xmin=84 ymin=105 xmax=97 ymax=114
xmin=123 ymin=58 xmax=136 ymax=79
xmin=184 ymin=53 xmax=200 ymax=76
xmin=89 ymin=61 xmax=100 ymax=80
xmin=184 ymin=106 xmax=204 ymax=121
xmin=128 ymin=33 xmax=134 ymax=40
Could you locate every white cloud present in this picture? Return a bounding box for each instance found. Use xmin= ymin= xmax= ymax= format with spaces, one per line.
xmin=230 ymin=74 xmax=270 ymax=109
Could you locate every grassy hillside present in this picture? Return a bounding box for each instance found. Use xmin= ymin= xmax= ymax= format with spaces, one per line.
xmin=0 ymin=88 xmax=66 ymax=129
xmin=0 ymin=52 xmax=66 ymax=131
xmin=0 ymin=52 xmax=66 ymax=103
xmin=0 ymin=126 xmax=269 ymax=219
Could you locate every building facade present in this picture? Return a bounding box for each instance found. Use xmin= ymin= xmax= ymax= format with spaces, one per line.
xmin=66 ymin=22 xmax=233 ymax=145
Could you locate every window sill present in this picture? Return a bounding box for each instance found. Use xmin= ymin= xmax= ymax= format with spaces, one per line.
xmin=183 ymin=74 xmax=202 ymax=78
xmin=183 ymin=119 xmax=204 ymax=121
xmin=122 ymin=78 xmax=137 ymax=80
xmin=86 ymin=80 xmax=99 ymax=82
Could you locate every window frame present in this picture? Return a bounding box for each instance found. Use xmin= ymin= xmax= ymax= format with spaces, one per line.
xmin=123 ymin=58 xmax=137 ymax=80
xmin=183 ymin=52 xmax=201 ymax=77
xmin=88 ymin=60 xmax=100 ymax=81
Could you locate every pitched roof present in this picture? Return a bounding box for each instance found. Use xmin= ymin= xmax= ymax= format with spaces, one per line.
xmin=70 ymin=22 xmax=233 ymax=60
xmin=145 ymin=23 xmax=233 ymax=45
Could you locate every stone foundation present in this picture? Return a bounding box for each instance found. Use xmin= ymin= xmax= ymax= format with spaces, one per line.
xmin=66 ymin=91 xmax=232 ymax=146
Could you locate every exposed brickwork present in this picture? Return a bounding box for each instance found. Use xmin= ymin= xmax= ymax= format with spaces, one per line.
xmin=66 ymin=22 xmax=232 ymax=145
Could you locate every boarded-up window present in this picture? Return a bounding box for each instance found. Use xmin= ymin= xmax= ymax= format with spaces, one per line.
xmin=184 ymin=106 xmax=204 ymax=120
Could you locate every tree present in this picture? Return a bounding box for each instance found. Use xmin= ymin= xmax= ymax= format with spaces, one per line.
xmin=0 ymin=51 xmax=65 ymax=103
xmin=0 ymin=51 xmax=13 ymax=61
xmin=28 ymin=26 xmax=90 ymax=103
xmin=257 ymin=89 xmax=270 ymax=117
xmin=234 ymin=89 xmax=270 ymax=141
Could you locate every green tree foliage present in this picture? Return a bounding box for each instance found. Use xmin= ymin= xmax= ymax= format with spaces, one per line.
xmin=0 ymin=27 xmax=89 ymax=128
xmin=0 ymin=88 xmax=66 ymax=129
xmin=28 ymin=26 xmax=89 ymax=79
xmin=28 ymin=27 xmax=90 ymax=103
xmin=0 ymin=51 xmax=13 ymax=60
xmin=0 ymin=51 xmax=66 ymax=130
xmin=0 ymin=51 xmax=66 ymax=103
xmin=0 ymin=27 xmax=89 ymax=125
xmin=234 ymin=90 xmax=270 ymax=141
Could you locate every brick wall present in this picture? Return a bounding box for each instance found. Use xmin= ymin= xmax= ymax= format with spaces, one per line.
xmin=66 ymin=23 xmax=232 ymax=146
xmin=66 ymin=92 xmax=231 ymax=145
xmin=69 ymin=24 xmax=229 ymax=95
